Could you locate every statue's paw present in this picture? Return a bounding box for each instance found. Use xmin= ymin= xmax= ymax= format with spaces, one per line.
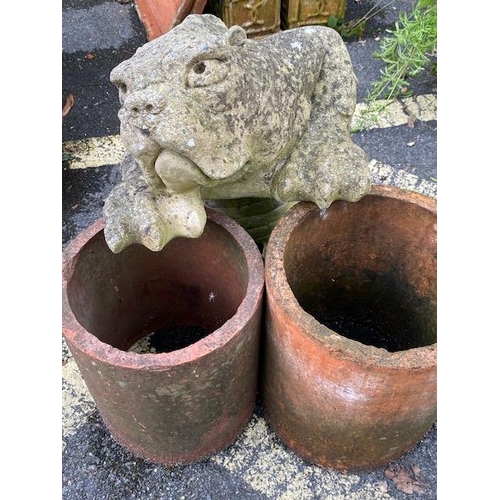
xmin=333 ymin=144 xmax=372 ymax=203
xmin=103 ymin=181 xmax=170 ymax=253
xmin=104 ymin=180 xmax=208 ymax=253
xmin=103 ymin=182 xmax=136 ymax=252
xmin=156 ymin=188 xmax=207 ymax=240
xmin=271 ymin=161 xmax=342 ymax=209
xmin=103 ymin=218 xmax=130 ymax=254
xmin=272 ymin=142 xmax=371 ymax=209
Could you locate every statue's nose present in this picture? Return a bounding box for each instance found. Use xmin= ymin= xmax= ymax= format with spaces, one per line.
xmin=123 ymin=88 xmax=166 ymax=117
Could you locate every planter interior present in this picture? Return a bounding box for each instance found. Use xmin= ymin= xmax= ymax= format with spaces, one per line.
xmin=263 ymin=186 xmax=437 ymax=471
xmin=66 ymin=221 xmax=248 ymax=353
xmin=284 ymin=193 xmax=436 ymax=353
xmin=62 ymin=210 xmax=264 ymax=464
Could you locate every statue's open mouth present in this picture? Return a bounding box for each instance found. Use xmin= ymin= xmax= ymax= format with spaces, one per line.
xmin=120 ymin=123 xmax=218 ymax=194
xmin=143 ymin=145 xmax=252 ymax=195
xmin=152 ymin=148 xmax=212 ymax=194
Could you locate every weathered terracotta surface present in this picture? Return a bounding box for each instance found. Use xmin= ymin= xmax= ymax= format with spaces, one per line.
xmin=262 ymin=185 xmax=437 ymax=471
xmin=135 ymin=0 xmax=208 ymax=40
xmin=62 ymin=209 xmax=264 ymax=464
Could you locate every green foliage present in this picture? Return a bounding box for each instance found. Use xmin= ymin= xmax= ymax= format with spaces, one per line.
xmin=367 ymin=0 xmax=437 ymax=102
xmin=329 ymin=14 xmax=366 ymax=39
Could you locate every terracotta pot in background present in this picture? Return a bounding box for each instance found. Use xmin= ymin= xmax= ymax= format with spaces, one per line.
xmin=62 ymin=209 xmax=264 ymax=465
xmin=135 ymin=0 xmax=208 ymax=40
xmin=262 ymin=185 xmax=437 ymax=471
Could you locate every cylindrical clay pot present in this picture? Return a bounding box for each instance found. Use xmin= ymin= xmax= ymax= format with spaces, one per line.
xmin=62 ymin=209 xmax=264 ymax=465
xmin=263 ymin=185 xmax=436 ymax=471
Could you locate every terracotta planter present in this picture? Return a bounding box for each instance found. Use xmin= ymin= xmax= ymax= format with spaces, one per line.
xmin=62 ymin=209 xmax=264 ymax=464
xmin=262 ymin=185 xmax=436 ymax=471
xmin=135 ymin=0 xmax=208 ymax=40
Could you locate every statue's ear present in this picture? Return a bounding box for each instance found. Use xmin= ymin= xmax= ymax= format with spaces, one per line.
xmin=226 ymin=25 xmax=246 ymax=47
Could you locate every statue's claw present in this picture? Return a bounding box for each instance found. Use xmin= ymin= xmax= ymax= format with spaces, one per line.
xmin=104 ymin=176 xmax=207 ymax=253
xmin=272 ymin=141 xmax=371 ymax=209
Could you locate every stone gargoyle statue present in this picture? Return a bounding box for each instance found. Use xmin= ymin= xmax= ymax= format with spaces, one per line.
xmin=103 ymin=14 xmax=371 ymax=253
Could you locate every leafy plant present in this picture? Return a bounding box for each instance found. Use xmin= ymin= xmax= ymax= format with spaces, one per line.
xmin=367 ymin=0 xmax=437 ymax=102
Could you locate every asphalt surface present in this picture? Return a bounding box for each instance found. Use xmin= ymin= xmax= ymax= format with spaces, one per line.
xmin=62 ymin=1 xmax=438 ymax=498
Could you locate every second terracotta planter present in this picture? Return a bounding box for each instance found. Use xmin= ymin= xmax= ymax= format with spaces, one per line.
xmin=262 ymin=185 xmax=437 ymax=471
xmin=62 ymin=209 xmax=264 ymax=464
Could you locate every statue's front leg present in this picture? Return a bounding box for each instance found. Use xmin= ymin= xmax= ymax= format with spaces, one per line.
xmin=271 ymin=120 xmax=371 ymax=209
xmin=103 ymin=154 xmax=169 ymax=252
xmin=104 ymin=154 xmax=207 ymax=253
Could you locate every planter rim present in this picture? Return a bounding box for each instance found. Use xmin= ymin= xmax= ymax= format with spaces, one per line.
xmin=265 ymin=184 xmax=437 ymax=370
xmin=62 ymin=208 xmax=264 ymax=370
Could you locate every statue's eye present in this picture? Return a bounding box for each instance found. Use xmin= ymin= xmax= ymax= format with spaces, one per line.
xmin=193 ymin=62 xmax=206 ymax=75
xmin=187 ymin=58 xmax=229 ymax=88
